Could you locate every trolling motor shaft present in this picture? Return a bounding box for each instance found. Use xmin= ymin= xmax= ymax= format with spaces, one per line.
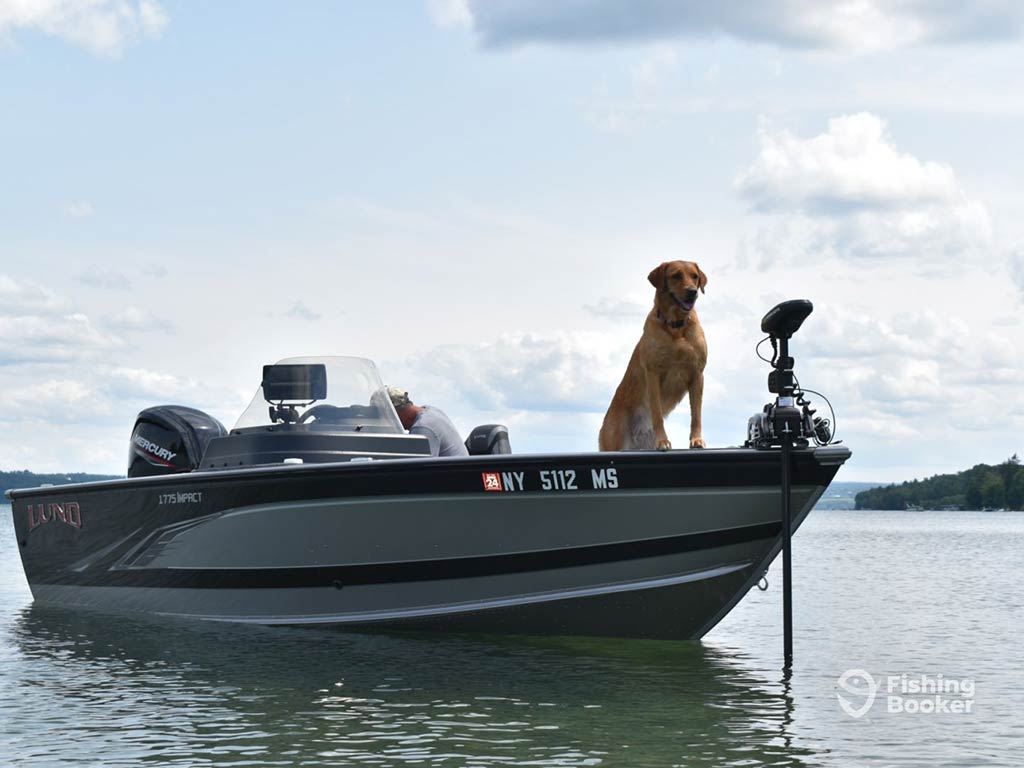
xmin=754 ymin=299 xmax=814 ymax=670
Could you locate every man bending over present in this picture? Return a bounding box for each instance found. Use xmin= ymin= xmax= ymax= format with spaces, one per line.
xmin=387 ymin=386 xmax=469 ymax=458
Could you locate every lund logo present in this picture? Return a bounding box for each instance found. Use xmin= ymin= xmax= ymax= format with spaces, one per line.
xmin=28 ymin=502 xmax=82 ymax=532
xmin=134 ymin=435 xmax=177 ymax=466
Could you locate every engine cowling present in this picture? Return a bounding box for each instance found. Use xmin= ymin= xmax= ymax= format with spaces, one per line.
xmin=128 ymin=406 xmax=227 ymax=478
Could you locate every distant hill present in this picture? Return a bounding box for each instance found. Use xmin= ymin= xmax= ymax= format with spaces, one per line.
xmin=855 ymin=456 xmax=1023 ymax=511
xmin=815 ymin=481 xmax=880 ymax=510
xmin=1 ymin=469 xmax=122 ymax=497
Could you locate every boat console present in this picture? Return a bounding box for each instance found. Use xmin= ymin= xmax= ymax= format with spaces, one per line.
xmin=127 ymin=356 xmax=512 ymax=474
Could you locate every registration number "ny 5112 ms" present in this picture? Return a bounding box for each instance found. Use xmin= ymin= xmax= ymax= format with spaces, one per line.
xmin=482 ymin=467 xmax=618 ymax=493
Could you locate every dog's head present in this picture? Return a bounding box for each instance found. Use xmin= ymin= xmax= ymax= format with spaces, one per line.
xmin=648 ymin=260 xmax=707 ymax=314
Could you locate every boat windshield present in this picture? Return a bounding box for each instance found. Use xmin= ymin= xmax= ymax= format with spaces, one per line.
xmin=233 ymin=356 xmax=403 ymax=433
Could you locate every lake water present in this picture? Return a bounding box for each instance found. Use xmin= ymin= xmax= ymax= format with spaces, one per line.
xmin=1 ymin=505 xmax=1021 ymax=767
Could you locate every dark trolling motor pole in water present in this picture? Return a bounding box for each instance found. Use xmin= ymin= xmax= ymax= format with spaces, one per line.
xmin=757 ymin=299 xmax=815 ymax=669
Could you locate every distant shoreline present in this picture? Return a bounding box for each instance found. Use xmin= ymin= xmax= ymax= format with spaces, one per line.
xmin=1 ymin=470 xmax=122 ymax=497
xmin=854 ymin=456 xmax=1023 ymax=511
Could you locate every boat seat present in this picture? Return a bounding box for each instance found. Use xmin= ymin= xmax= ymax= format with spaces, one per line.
xmin=465 ymin=424 xmax=511 ymax=455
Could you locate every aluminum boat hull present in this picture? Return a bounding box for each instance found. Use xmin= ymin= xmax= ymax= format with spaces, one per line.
xmin=9 ymin=446 xmax=850 ymax=640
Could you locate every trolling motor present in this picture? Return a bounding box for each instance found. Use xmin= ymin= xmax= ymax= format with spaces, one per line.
xmin=746 ymin=300 xmax=833 ymax=450
xmin=746 ymin=299 xmax=835 ymax=670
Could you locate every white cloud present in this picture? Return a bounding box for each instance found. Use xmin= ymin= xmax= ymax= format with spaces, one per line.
xmin=735 ymin=113 xmax=992 ymax=265
xmin=804 ymin=308 xmax=968 ymax=362
xmin=427 ymin=0 xmax=471 ymax=28
xmin=795 ymin=304 xmax=1024 ymax=445
xmin=0 ymin=276 xmax=121 ymax=364
xmin=0 ymin=362 xmax=230 ymax=427
xmin=0 ymin=277 xmax=236 ymax=472
xmin=8 ymin=376 xmax=98 ymax=419
xmin=1010 ymin=246 xmax=1024 ymax=300
xmin=141 ymin=263 xmax=168 ymax=278
xmin=103 ymin=365 xmax=201 ymax=402
xmin=383 ymin=331 xmax=639 ymax=452
xmin=0 ymin=359 xmax=237 ymax=474
xmin=65 ymin=200 xmax=93 ymax=218
xmin=104 ymin=306 xmax=172 ymax=333
xmin=137 ymin=0 xmax=164 ymax=32
xmin=285 ymin=301 xmax=322 ymax=322
xmin=0 ymin=275 xmax=123 ymax=364
xmin=583 ymin=296 xmax=649 ymax=321
xmin=0 ymin=274 xmax=68 ymax=316
xmin=583 ymin=45 xmax=684 ymax=133
xmin=737 ymin=114 xmax=961 ymax=212
xmin=458 ymin=1 xmax=1024 ymax=52
xmin=631 ymin=45 xmax=678 ymax=97
xmin=0 ymin=313 xmax=121 ymax=364
xmin=0 ymin=0 xmax=168 ymax=56
xmin=395 ymin=331 xmax=631 ymax=415
xmin=77 ymin=267 xmax=131 ymax=289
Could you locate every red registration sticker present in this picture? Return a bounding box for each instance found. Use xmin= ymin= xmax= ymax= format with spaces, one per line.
xmin=481 ymin=472 xmax=503 ymax=492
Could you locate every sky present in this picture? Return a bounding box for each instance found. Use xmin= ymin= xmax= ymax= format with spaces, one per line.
xmin=1 ymin=0 xmax=1022 ymax=482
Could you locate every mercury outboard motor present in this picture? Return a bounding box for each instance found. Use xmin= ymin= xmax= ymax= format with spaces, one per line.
xmin=128 ymin=406 xmax=227 ymax=478
xmin=465 ymin=424 xmax=511 ymax=455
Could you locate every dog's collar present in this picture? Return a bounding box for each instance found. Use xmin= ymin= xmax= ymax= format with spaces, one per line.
xmin=657 ymin=308 xmax=688 ymax=329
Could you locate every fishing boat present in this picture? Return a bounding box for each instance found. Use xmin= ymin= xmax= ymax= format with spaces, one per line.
xmin=7 ymin=301 xmax=849 ymax=639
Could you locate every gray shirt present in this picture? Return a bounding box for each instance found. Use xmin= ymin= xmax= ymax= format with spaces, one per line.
xmin=410 ymin=406 xmax=469 ymax=457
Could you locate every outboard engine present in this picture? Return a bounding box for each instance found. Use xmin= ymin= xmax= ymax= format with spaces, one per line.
xmin=128 ymin=406 xmax=227 ymax=478
xmin=465 ymin=424 xmax=511 ymax=455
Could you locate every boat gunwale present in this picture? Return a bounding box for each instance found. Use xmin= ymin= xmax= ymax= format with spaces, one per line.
xmin=5 ymin=445 xmax=850 ymax=500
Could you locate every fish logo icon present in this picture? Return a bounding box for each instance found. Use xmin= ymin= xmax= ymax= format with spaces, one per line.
xmin=836 ymin=669 xmax=877 ymax=719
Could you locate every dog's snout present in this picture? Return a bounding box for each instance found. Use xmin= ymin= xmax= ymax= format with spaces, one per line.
xmin=685 ymin=288 xmax=699 ymax=301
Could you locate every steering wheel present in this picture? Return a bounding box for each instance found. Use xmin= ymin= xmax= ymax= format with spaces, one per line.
xmin=297 ymin=405 xmax=346 ymax=424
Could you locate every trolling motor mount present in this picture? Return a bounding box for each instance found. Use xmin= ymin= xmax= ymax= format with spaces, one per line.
xmin=746 ymin=300 xmax=832 ymax=450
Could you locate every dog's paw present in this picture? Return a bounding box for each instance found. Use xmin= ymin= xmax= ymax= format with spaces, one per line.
xmin=656 ymin=438 xmax=672 ymax=451
xmin=689 ymin=437 xmax=706 ymax=449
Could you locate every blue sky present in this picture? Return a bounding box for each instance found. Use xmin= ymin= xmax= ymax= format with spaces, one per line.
xmin=1 ymin=1 xmax=1023 ymax=481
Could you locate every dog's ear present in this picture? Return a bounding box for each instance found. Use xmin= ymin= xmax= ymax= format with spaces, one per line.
xmin=695 ymin=263 xmax=708 ymax=294
xmin=647 ymin=263 xmax=667 ymax=289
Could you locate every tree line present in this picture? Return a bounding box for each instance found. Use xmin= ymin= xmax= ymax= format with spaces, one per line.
xmin=855 ymin=455 xmax=1024 ymax=510
xmin=0 ymin=469 xmax=121 ymax=497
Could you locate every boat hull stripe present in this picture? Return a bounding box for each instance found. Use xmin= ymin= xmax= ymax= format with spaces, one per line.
xmin=39 ymin=521 xmax=781 ymax=590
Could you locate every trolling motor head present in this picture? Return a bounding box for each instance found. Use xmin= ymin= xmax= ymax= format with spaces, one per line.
xmin=761 ymin=299 xmax=813 ymax=339
xmin=762 ymin=300 xmax=812 ymax=401
xmin=746 ymin=299 xmax=833 ymax=449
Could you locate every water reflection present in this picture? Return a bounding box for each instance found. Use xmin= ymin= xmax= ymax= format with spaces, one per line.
xmin=4 ymin=605 xmax=820 ymax=767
